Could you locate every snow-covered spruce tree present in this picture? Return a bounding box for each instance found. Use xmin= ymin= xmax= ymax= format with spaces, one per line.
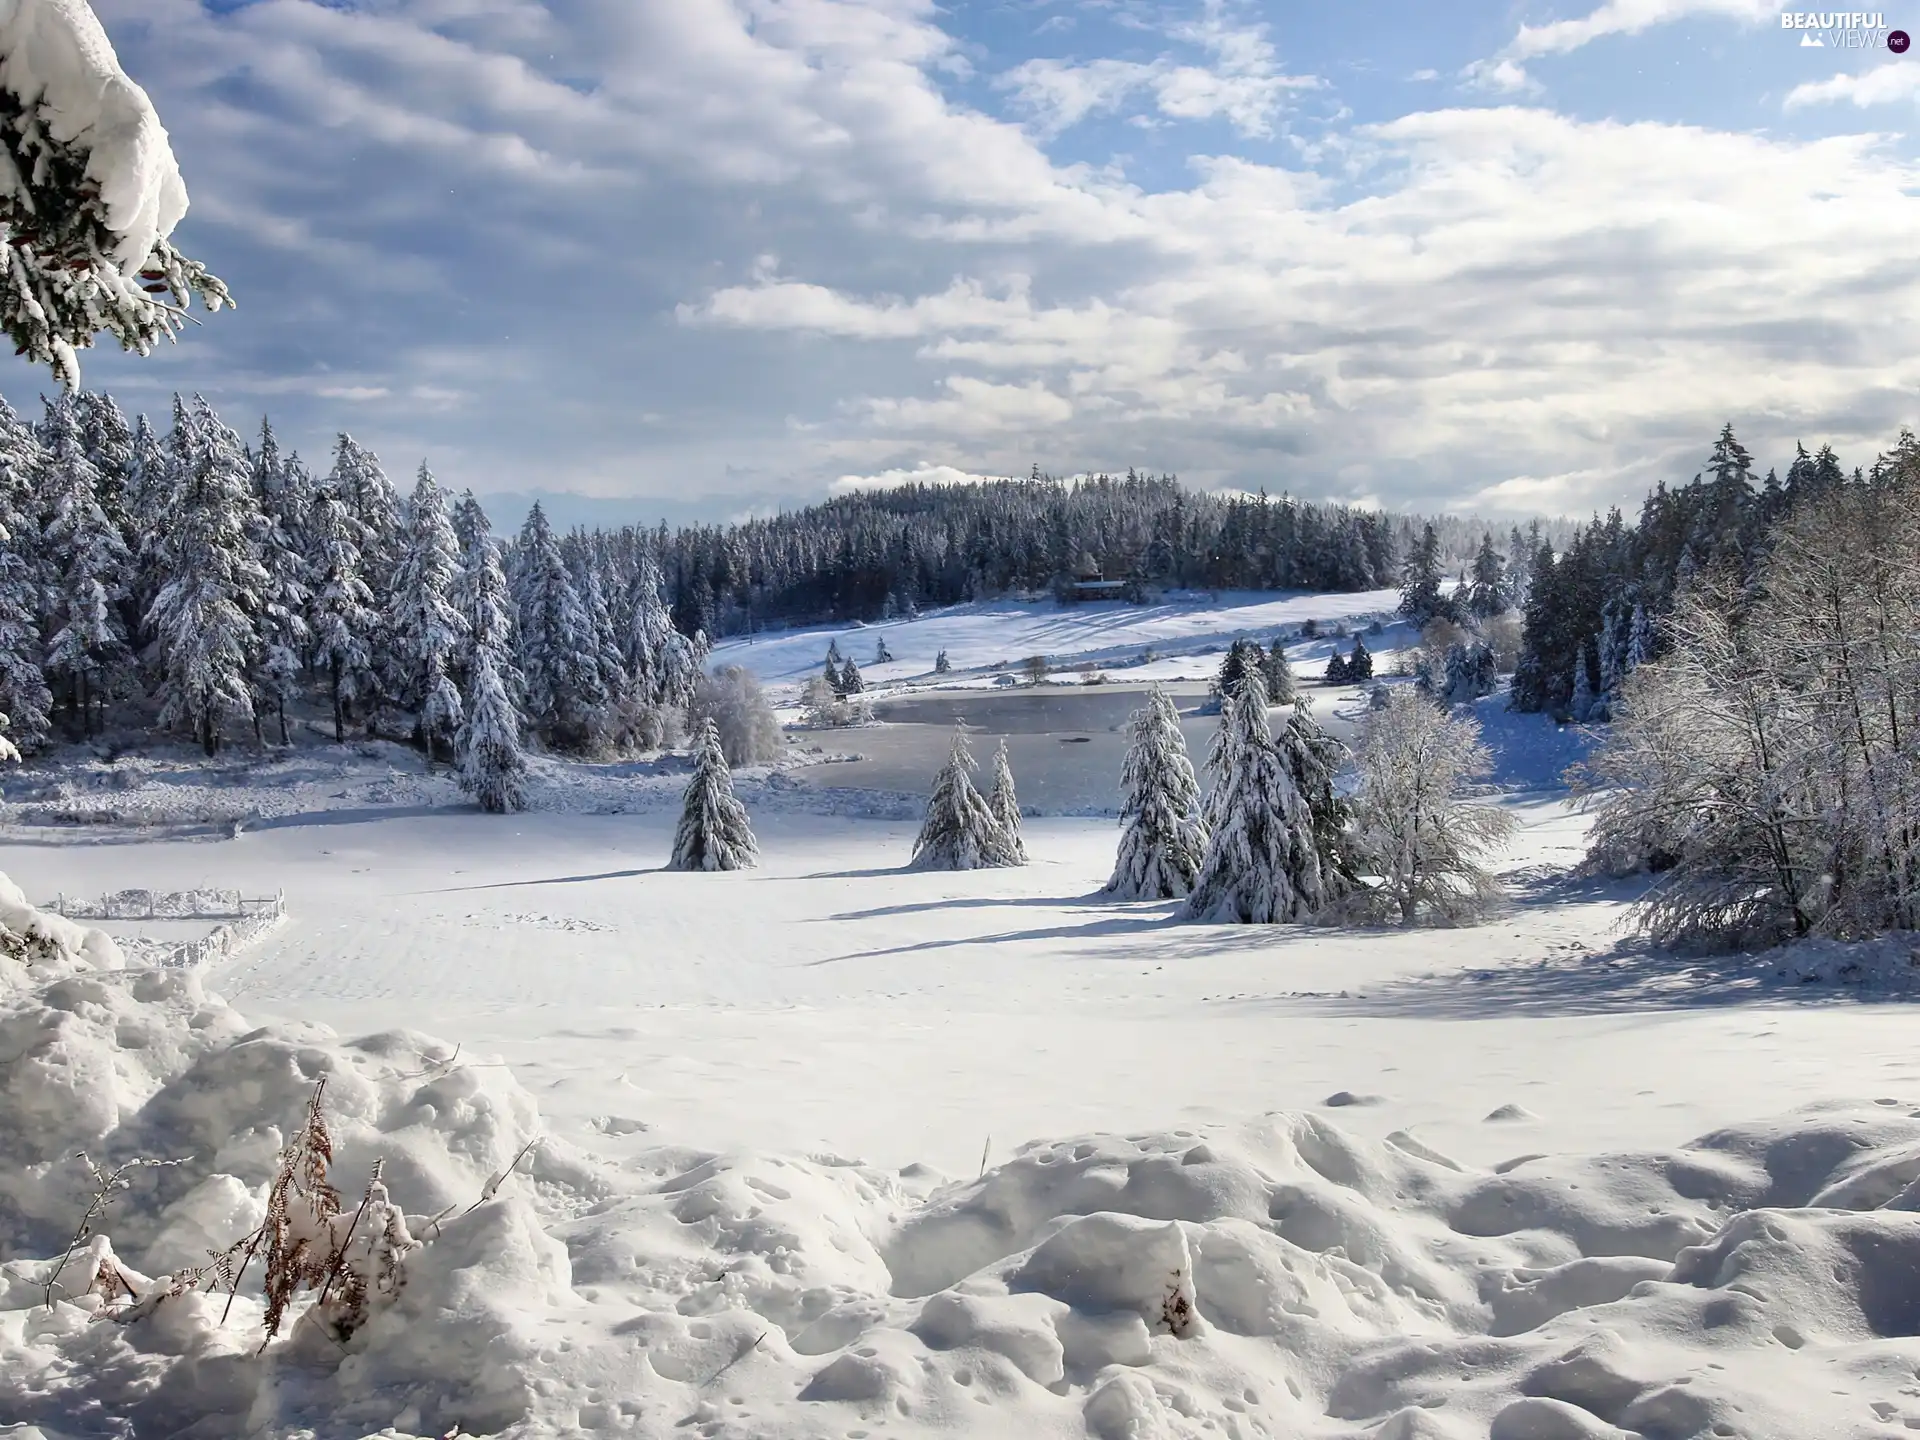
xmin=1568 ymin=641 xmax=1594 ymax=722
xmin=571 ymin=545 xmax=627 ymax=730
xmin=449 ymin=497 xmax=517 ymax=692
xmin=840 ymin=655 xmax=865 ymax=695
xmin=245 ymin=425 xmax=310 ymax=747
xmin=670 ymin=719 xmax=759 ymax=871
xmin=75 ymin=390 xmax=134 ymax=537
xmin=0 ymin=402 xmax=52 ymax=751
xmin=1186 ymin=670 xmax=1326 ymax=924
xmin=935 ymin=648 xmax=951 ymax=675
xmin=1106 ymin=686 xmax=1208 ymax=900
xmin=456 ymin=646 xmax=527 ymax=814
xmin=514 ymin=502 xmax=605 ymax=747
xmin=327 ymin=434 xmax=399 ymax=575
xmin=1344 ymin=688 xmax=1515 ymax=926
xmin=986 ymin=739 xmax=1028 ymax=864
xmin=1399 ymin=522 xmax=1449 ymax=625
xmin=1465 ymin=534 xmax=1508 ymax=619
xmin=1276 ymin=691 xmax=1358 ymax=905
xmin=1261 ymin=642 xmax=1297 ymax=704
xmin=875 ymin=637 xmax=893 ymax=665
xmin=624 ymin=552 xmax=675 ymax=705
xmin=144 ymin=396 xmax=268 ymax=755
xmin=1323 ymin=649 xmax=1349 ymax=685
xmin=0 ymin=0 xmax=233 ymax=384
xmin=40 ymin=394 xmax=130 ymax=735
xmin=305 ymin=480 xmax=378 ymax=744
xmin=1625 ymin=601 xmax=1653 ymax=674
xmin=387 ymin=465 xmax=468 ymax=763
xmin=122 ymin=412 xmax=172 ymax=631
xmin=912 ymin=728 xmax=1020 ymax=870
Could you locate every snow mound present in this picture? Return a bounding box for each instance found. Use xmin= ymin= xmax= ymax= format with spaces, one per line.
xmin=0 ymin=0 xmax=189 ymax=270
xmin=9 ymin=872 xmax=1920 ymax=1435
xmin=1765 ymin=931 xmax=1920 ymax=988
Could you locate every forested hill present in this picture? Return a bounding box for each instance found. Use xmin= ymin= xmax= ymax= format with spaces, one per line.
xmin=634 ymin=471 xmax=1574 ymax=638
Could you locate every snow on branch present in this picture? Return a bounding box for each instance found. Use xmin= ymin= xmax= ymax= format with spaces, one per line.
xmin=0 ymin=0 xmax=231 ymax=382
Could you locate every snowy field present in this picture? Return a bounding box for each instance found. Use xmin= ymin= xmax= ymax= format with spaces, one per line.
xmin=4 ymin=597 xmax=1920 ymax=1438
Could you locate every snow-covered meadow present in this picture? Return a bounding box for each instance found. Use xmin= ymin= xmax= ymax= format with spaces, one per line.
xmin=3 ymin=593 xmax=1919 ymax=1438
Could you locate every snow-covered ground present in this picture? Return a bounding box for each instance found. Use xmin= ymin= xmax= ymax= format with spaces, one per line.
xmin=3 ymin=596 xmax=1917 ymax=1439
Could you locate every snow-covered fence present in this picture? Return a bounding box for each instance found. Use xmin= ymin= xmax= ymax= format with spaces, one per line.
xmin=45 ymin=889 xmax=287 ymax=972
xmin=48 ymin=888 xmax=282 ymax=922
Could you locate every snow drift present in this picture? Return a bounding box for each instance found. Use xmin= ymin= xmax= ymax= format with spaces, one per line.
xmin=4 ymin=872 xmax=1920 ymax=1437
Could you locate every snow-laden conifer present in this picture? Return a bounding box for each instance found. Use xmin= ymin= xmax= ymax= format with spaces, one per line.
xmin=41 ymin=396 xmax=130 ymax=735
xmin=245 ymin=419 xmax=310 ymax=744
xmin=449 ymin=498 xmax=516 ymax=692
xmin=1107 ymin=686 xmax=1208 ymax=899
xmin=388 ymin=465 xmax=468 ymax=762
xmin=144 ymin=397 xmax=267 ymax=755
xmin=0 ymin=405 xmax=53 ymax=752
xmin=514 ymin=503 xmax=604 ymax=746
xmin=625 ymin=553 xmax=676 ymax=705
xmin=1262 ymin=643 xmax=1297 ymax=704
xmin=912 ymin=728 xmax=1019 ymax=870
xmin=1344 ymin=688 xmax=1514 ymax=926
xmin=306 ymin=481 xmax=378 ymax=744
xmin=457 ymin=647 xmax=527 ymax=814
xmin=986 ymin=739 xmax=1027 ymax=864
xmin=670 ymin=719 xmax=759 ymax=871
xmin=1186 ymin=671 xmax=1324 ymax=924
xmin=1276 ymin=692 xmax=1357 ymax=906
xmin=327 ymin=434 xmax=399 ymax=572
xmin=1569 ymin=641 xmax=1594 ymax=722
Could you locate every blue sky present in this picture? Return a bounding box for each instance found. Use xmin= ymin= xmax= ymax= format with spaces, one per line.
xmin=18 ymin=1 xmax=1920 ymax=525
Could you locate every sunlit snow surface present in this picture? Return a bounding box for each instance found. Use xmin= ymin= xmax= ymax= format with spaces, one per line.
xmin=2 ymin=597 xmax=1918 ymax=1437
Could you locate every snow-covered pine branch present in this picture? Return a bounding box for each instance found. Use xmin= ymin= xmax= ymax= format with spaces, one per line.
xmin=0 ymin=0 xmax=232 ymax=383
xmin=670 ymin=718 xmax=759 ymax=871
xmin=1106 ymin=685 xmax=1208 ymax=900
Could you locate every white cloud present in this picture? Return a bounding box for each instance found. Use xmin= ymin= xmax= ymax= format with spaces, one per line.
xmin=29 ymin=0 xmax=1920 ymax=523
xmin=1507 ymin=0 xmax=1775 ymax=59
xmin=831 ymin=463 xmax=1012 ymax=493
xmin=1786 ymin=63 xmax=1920 ymax=108
xmin=999 ymin=1 xmax=1318 ymax=139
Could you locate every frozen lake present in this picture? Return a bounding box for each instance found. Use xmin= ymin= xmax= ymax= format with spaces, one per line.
xmin=789 ymin=681 xmax=1365 ymax=811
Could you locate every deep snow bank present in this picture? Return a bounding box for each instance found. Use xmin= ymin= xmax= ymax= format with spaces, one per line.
xmin=5 ymin=872 xmax=1920 ymax=1437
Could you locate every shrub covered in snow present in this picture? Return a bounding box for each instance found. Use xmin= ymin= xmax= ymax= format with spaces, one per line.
xmin=1343 ymin=687 xmax=1516 ymax=925
xmin=689 ymin=663 xmax=783 ymax=766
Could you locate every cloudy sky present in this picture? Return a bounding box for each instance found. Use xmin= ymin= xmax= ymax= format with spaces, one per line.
xmin=14 ymin=0 xmax=1920 ymax=524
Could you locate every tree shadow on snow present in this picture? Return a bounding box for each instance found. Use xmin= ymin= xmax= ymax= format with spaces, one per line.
xmin=1267 ymin=937 xmax=1916 ymax=1020
xmin=809 ymin=910 xmax=1182 ymax=965
xmin=418 ymin=866 xmax=667 ymax=894
xmin=821 ymin=890 xmax=1112 ymax=922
